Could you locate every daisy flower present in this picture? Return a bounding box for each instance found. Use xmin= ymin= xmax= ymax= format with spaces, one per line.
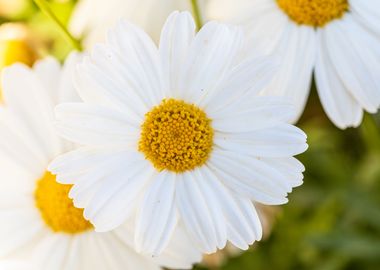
xmin=0 ymin=54 xmax=201 ymax=270
xmin=49 ymin=11 xmax=308 ymax=255
xmin=207 ymin=0 xmax=380 ymax=129
xmin=70 ymin=0 xmax=205 ymax=47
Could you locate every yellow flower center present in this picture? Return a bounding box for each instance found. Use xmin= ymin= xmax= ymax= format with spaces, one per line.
xmin=276 ymin=0 xmax=349 ymax=27
xmin=139 ymin=99 xmax=214 ymax=173
xmin=34 ymin=171 xmax=92 ymax=234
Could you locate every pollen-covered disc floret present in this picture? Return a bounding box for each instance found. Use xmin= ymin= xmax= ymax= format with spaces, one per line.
xmin=35 ymin=171 xmax=92 ymax=233
xmin=277 ymin=0 xmax=349 ymax=27
xmin=139 ymin=99 xmax=214 ymax=173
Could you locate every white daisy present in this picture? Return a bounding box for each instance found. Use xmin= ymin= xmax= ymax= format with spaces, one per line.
xmin=207 ymin=0 xmax=380 ymax=129
xmin=49 ymin=11 xmax=308 ymax=255
xmin=70 ymin=0 xmax=205 ymax=47
xmin=0 ymin=54 xmax=201 ymax=270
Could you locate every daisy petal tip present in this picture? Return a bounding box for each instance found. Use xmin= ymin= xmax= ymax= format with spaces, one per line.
xmin=353 ymin=117 xmax=364 ymax=129
xmin=233 ymin=241 xmax=250 ymax=251
xmin=204 ymin=247 xmax=218 ymax=255
xmin=294 ymin=180 xmax=304 ymax=188
xmin=134 ymin=239 xmax=161 ymax=257
xmin=300 ymin=142 xmax=309 ymax=154
xmin=179 ymin=10 xmax=194 ymax=19
xmin=167 ymin=10 xmax=180 ymax=19
xmin=271 ymin=197 xmax=289 ymax=206
xmin=257 ymin=229 xmax=263 ymax=241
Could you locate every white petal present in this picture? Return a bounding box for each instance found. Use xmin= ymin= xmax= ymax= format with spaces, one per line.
xmin=63 ymin=236 xmax=82 ymax=270
xmin=99 ymin=233 xmax=161 ymax=270
xmin=260 ymin=157 xmax=305 ymax=187
xmin=208 ymin=0 xmax=287 ymax=50
xmin=90 ymin=44 xmax=153 ymax=112
xmin=49 ymin=148 xmax=147 ymax=218
xmin=194 ymin=169 xmax=227 ymax=249
xmin=76 ymin=234 xmax=113 ymax=270
xmin=57 ymin=51 xmax=82 ymax=103
xmin=322 ymin=18 xmax=380 ymax=113
xmin=260 ymin=24 xmax=316 ymax=123
xmin=106 ymin=20 xmax=165 ymax=106
xmin=199 ymin=167 xmax=260 ymax=249
xmin=135 ymin=171 xmax=177 ymax=255
xmin=315 ymin=29 xmax=363 ymax=129
xmin=0 ymin=165 xmax=35 ymax=205
xmin=176 ymin=172 xmax=218 ymax=253
xmin=350 ymin=0 xmax=380 ymax=35
xmin=202 ymin=55 xmax=279 ymax=112
xmin=49 ymin=146 xmax=128 ymax=178
xmin=159 ymin=11 xmax=195 ymax=98
xmin=68 ymin=167 xmax=113 ymax=208
xmin=211 ymin=96 xmax=297 ymax=133
xmin=0 ymin=208 xmax=43 ymax=257
xmin=33 ymin=234 xmax=70 ymax=270
xmin=55 ymin=103 xmax=140 ymax=146
xmin=214 ymin=123 xmax=308 ymax=157
xmin=75 ymin=56 xmax=146 ymax=120
xmin=153 ymin=224 xmax=202 ymax=269
xmin=208 ymin=150 xmax=295 ymax=205
xmin=2 ymin=64 xmax=63 ymax=160
xmin=0 ymin=112 xmax=46 ymax=175
xmin=233 ymin=197 xmax=263 ymax=242
xmin=33 ymin=57 xmax=61 ymax=103
xmin=90 ymin=162 xmax=156 ymax=232
xmin=179 ymin=21 xmax=243 ymax=103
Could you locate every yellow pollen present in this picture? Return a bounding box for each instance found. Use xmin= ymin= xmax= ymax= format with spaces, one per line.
xmin=276 ymin=0 xmax=349 ymax=27
xmin=34 ymin=171 xmax=92 ymax=234
xmin=139 ymin=99 xmax=214 ymax=173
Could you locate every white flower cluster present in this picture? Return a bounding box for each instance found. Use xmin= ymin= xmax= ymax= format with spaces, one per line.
xmin=0 ymin=0 xmax=379 ymax=269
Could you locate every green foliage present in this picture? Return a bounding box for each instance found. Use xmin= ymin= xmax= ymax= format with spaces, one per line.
xmin=1 ymin=0 xmax=78 ymax=60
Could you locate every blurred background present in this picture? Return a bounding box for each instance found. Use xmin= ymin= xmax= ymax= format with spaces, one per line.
xmin=1 ymin=1 xmax=380 ymax=269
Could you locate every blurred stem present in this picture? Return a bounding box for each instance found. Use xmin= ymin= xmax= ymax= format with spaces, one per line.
xmin=190 ymin=0 xmax=203 ymax=30
xmin=360 ymin=113 xmax=380 ymax=153
xmin=33 ymin=0 xmax=82 ymax=51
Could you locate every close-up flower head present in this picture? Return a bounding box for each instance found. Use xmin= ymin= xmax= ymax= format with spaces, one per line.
xmin=48 ymin=10 xmax=307 ymax=256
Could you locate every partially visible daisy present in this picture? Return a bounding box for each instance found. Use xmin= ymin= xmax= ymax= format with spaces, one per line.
xmin=49 ymin=11 xmax=308 ymax=255
xmin=0 ymin=0 xmax=31 ymax=19
xmin=70 ymin=0 xmax=206 ymax=47
xmin=0 ymin=23 xmax=38 ymax=101
xmin=0 ymin=54 xmax=201 ymax=270
xmin=0 ymin=23 xmax=36 ymax=68
xmin=207 ymin=0 xmax=380 ymax=129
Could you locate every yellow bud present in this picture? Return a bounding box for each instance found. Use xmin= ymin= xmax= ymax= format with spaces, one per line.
xmin=0 ymin=0 xmax=30 ymax=19
xmin=0 ymin=39 xmax=35 ymax=68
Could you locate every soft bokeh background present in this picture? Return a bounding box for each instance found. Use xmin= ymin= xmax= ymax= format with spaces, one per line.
xmin=1 ymin=1 xmax=380 ymax=269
